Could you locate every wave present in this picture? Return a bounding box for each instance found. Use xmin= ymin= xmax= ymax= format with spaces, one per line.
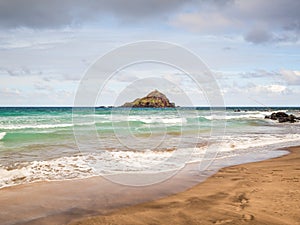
xmin=106 ymin=117 xmax=187 ymax=125
xmin=96 ymin=120 xmax=145 ymax=127
xmin=210 ymin=133 xmax=300 ymax=152
xmin=0 ymin=150 xmax=176 ymax=188
xmin=0 ymin=124 xmax=74 ymax=130
xmin=203 ymin=114 xmax=265 ymax=120
xmin=141 ymin=118 xmax=186 ymax=124
xmin=201 ymin=110 xmax=298 ymax=121
xmin=0 ymin=132 xmax=6 ymax=140
xmin=1 ymin=131 xmax=300 ymax=189
xmin=187 ymin=117 xmax=210 ymax=123
xmin=202 ymin=111 xmax=274 ymax=121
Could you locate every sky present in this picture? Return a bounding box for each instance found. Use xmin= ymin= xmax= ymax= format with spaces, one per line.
xmin=0 ymin=0 xmax=300 ymax=106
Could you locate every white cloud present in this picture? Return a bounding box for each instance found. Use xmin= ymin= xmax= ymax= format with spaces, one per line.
xmin=172 ymin=12 xmax=236 ymax=33
xmin=280 ymin=70 xmax=300 ymax=85
xmin=0 ymin=87 xmax=21 ymax=96
xmin=264 ymin=84 xmax=286 ymax=93
xmin=172 ymin=0 xmax=300 ymax=44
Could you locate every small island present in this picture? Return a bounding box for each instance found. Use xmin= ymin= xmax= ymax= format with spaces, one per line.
xmin=121 ymin=90 xmax=175 ymax=108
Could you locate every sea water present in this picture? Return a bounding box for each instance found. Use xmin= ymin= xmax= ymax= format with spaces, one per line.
xmin=0 ymin=107 xmax=299 ymax=188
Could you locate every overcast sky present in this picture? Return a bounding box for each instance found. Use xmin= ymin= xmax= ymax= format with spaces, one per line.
xmin=0 ymin=0 xmax=300 ymax=106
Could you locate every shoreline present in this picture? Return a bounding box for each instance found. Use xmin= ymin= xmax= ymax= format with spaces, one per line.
xmin=69 ymin=147 xmax=300 ymax=225
xmin=0 ymin=147 xmax=298 ymax=225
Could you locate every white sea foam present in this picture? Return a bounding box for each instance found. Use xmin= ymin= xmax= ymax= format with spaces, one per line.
xmin=126 ymin=116 xmax=186 ymax=124
xmin=0 ymin=150 xmax=177 ymax=188
xmin=202 ymin=110 xmax=296 ymax=121
xmin=0 ymin=132 xmax=6 ymax=140
xmin=1 ymin=132 xmax=300 ymax=189
xmin=203 ymin=113 xmax=266 ymax=120
xmin=0 ymin=123 xmax=74 ymax=130
xmin=208 ymin=133 xmax=300 ymax=152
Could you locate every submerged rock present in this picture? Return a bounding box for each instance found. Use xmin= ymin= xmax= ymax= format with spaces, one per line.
xmin=121 ymin=90 xmax=175 ymax=108
xmin=265 ymin=112 xmax=299 ymax=123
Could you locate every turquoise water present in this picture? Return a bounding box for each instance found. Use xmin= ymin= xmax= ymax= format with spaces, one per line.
xmin=0 ymin=107 xmax=300 ymax=187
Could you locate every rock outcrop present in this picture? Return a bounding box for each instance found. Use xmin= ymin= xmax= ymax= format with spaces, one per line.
xmin=121 ymin=90 xmax=175 ymax=108
xmin=265 ymin=112 xmax=300 ymax=123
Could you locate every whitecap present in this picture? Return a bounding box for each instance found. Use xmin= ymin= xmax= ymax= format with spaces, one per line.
xmin=0 ymin=124 xmax=73 ymax=130
xmin=0 ymin=132 xmax=6 ymax=140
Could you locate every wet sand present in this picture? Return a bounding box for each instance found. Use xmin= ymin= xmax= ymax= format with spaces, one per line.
xmin=69 ymin=147 xmax=300 ymax=225
xmin=0 ymin=147 xmax=299 ymax=225
xmin=0 ymin=161 xmax=209 ymax=225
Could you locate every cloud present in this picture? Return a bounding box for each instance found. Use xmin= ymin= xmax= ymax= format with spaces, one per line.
xmin=0 ymin=67 xmax=42 ymax=76
xmin=0 ymin=87 xmax=21 ymax=96
xmin=1 ymin=0 xmax=299 ymax=44
xmin=280 ymin=70 xmax=300 ymax=85
xmin=238 ymin=70 xmax=279 ymax=79
xmin=263 ymin=84 xmax=287 ymax=93
xmin=226 ymin=83 xmax=288 ymax=96
xmin=34 ymin=82 xmax=53 ymax=91
xmin=0 ymin=0 xmax=190 ymax=29
xmin=222 ymin=46 xmax=235 ymax=51
xmin=242 ymin=69 xmax=300 ymax=86
xmin=113 ymin=71 xmax=139 ymax=83
xmin=172 ymin=0 xmax=300 ymax=43
xmin=244 ymin=27 xmax=273 ymax=44
xmin=173 ymin=11 xmax=235 ymax=33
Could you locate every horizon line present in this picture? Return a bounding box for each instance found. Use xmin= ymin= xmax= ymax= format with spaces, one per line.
xmin=0 ymin=105 xmax=299 ymax=108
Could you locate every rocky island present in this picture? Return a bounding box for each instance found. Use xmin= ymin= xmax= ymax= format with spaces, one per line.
xmin=121 ymin=90 xmax=175 ymax=108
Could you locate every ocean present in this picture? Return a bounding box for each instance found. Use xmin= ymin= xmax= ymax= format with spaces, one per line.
xmin=0 ymin=107 xmax=300 ymax=188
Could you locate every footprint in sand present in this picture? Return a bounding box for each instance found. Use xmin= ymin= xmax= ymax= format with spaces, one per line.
xmin=213 ymin=219 xmax=233 ymax=224
xmin=242 ymin=214 xmax=254 ymax=221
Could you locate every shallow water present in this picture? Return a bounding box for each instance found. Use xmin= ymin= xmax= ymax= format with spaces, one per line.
xmin=0 ymin=107 xmax=299 ymax=187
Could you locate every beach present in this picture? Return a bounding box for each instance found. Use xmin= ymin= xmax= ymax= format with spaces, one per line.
xmin=0 ymin=107 xmax=300 ymax=225
xmin=69 ymin=146 xmax=300 ymax=225
xmin=0 ymin=146 xmax=298 ymax=225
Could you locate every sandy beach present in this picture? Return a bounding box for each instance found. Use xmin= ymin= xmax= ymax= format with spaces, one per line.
xmin=69 ymin=146 xmax=300 ymax=225
xmin=0 ymin=146 xmax=299 ymax=225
